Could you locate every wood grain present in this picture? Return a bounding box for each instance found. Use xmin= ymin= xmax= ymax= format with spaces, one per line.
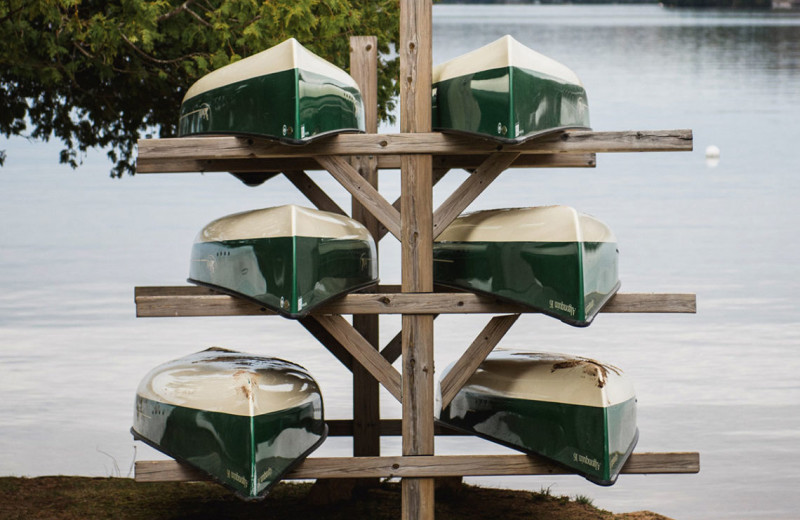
xmin=135 ymin=153 xmax=596 ymax=174
xmin=349 ymin=35 xmax=381 ymax=465
xmin=314 ymin=314 xmax=403 ymax=403
xmin=135 ymin=287 xmax=697 ymax=317
xmin=282 ymin=170 xmax=347 ymax=216
xmin=316 ymin=154 xmax=402 ymax=240
xmin=135 ymin=129 xmax=692 ymax=161
xmin=135 ymin=452 xmax=700 ymax=482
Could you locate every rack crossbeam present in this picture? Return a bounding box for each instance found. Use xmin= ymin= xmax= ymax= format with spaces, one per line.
xmin=135 ymin=452 xmax=699 ymax=482
xmin=135 ymin=130 xmax=691 ymax=167
xmin=134 ymin=286 xmax=696 ymax=317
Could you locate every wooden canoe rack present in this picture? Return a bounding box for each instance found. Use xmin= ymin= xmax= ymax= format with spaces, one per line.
xmin=132 ymin=18 xmax=700 ymax=520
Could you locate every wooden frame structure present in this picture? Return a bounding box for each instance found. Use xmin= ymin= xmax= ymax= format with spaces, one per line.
xmin=132 ymin=7 xmax=700 ymax=518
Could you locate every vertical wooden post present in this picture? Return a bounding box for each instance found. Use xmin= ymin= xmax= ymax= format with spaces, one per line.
xmin=349 ymin=36 xmax=381 ymax=467
xmin=400 ymin=1 xmax=435 ymax=519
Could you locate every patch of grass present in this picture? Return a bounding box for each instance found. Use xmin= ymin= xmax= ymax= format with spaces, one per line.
xmin=575 ymin=494 xmax=595 ymax=506
xmin=0 ymin=476 xmax=674 ymax=520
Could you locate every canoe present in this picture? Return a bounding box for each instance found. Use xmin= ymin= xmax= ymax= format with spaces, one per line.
xmin=132 ymin=347 xmax=327 ymax=500
xmin=432 ymin=35 xmax=590 ymax=143
xmin=433 ymin=206 xmax=619 ymax=327
xmin=189 ymin=205 xmax=378 ymax=319
xmin=179 ymin=38 xmax=365 ymax=143
xmin=438 ymin=350 xmax=638 ymax=486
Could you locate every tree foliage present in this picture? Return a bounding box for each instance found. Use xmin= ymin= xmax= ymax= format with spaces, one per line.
xmin=0 ymin=0 xmax=400 ymax=176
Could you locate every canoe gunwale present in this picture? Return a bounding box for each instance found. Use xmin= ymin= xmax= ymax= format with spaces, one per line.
xmin=432 ymin=419 xmax=638 ymax=486
xmin=131 ymin=424 xmax=330 ymax=501
xmin=432 ymin=124 xmax=592 ymax=145
xmin=432 ymin=279 xmax=621 ymax=328
xmin=187 ymin=277 xmax=380 ymax=320
xmin=178 ymin=128 xmax=366 ymax=146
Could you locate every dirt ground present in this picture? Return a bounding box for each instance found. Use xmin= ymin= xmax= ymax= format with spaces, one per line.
xmin=0 ymin=476 xmax=675 ymax=520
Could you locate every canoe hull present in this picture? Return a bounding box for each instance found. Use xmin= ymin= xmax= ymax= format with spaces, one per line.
xmin=189 ymin=205 xmax=378 ymax=318
xmin=432 ymin=36 xmax=590 ymax=143
xmin=433 ymin=207 xmax=619 ymax=327
xmin=132 ymin=348 xmax=327 ymax=500
xmin=439 ymin=351 xmax=638 ymax=486
xmin=179 ymin=39 xmax=364 ymax=143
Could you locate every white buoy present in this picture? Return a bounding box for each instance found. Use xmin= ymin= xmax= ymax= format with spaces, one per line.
xmin=705 ymin=145 xmax=720 ymax=168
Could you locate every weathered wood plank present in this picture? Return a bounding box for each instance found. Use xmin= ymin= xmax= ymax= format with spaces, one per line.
xmin=314 ymin=314 xmax=403 ymax=403
xmin=135 ymin=153 xmax=596 ymax=174
xmin=298 ymin=316 xmax=353 ymax=371
xmin=440 ymin=314 xmax=520 ymax=409
xmin=349 ymin=35 xmax=382 ymax=467
xmin=135 ymin=129 xmax=692 ymax=161
xmin=432 ymin=152 xmax=520 ymax=239
xmin=282 ymin=170 xmax=347 ymax=216
xmin=317 ymin=155 xmax=402 ymax=240
xmin=400 ymin=0 xmax=436 ymax=514
xmin=135 ymin=288 xmax=697 ymax=316
xmin=326 ymin=419 xmax=464 ymax=437
xmin=134 ymin=452 xmax=700 ymax=482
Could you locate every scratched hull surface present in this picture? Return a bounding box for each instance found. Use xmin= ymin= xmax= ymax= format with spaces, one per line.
xmin=189 ymin=205 xmax=378 ymax=318
xmin=439 ymin=350 xmax=638 ymax=485
xmin=179 ymin=38 xmax=364 ymax=143
xmin=432 ymin=35 xmax=590 ymax=143
xmin=132 ymin=348 xmax=327 ymax=500
xmin=433 ymin=206 xmax=619 ymax=327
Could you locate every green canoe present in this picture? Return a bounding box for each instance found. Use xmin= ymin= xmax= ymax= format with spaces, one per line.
xmin=179 ymin=38 xmax=365 ymax=143
xmin=432 ymin=35 xmax=590 ymax=143
xmin=189 ymin=204 xmax=378 ymax=319
xmin=438 ymin=350 xmax=638 ymax=486
xmin=433 ymin=206 xmax=619 ymax=327
xmin=132 ymin=348 xmax=327 ymax=500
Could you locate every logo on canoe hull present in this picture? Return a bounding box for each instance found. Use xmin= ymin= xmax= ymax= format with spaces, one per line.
xmin=550 ymin=300 xmax=576 ymax=317
xmin=573 ymin=452 xmax=601 ymax=471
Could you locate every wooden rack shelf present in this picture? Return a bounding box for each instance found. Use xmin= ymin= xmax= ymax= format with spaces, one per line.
xmin=136 ymin=452 xmax=700 ymax=483
xmin=135 ymin=286 xmax=696 ymax=317
xmin=131 ymin=24 xmax=699 ymax=519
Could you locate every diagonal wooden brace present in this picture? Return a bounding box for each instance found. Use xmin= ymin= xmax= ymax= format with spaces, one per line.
xmin=432 ymin=152 xmax=521 ymax=239
xmin=316 ymin=155 xmax=402 ymax=240
xmin=282 ymin=170 xmax=347 ymax=216
xmin=440 ymin=314 xmax=521 ymax=409
xmin=314 ymin=314 xmax=404 ymax=403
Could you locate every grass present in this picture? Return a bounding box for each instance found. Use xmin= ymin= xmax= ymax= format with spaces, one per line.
xmin=0 ymin=476 xmax=675 ymax=520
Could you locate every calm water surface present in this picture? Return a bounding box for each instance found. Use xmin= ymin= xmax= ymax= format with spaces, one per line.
xmin=1 ymin=5 xmax=799 ymax=519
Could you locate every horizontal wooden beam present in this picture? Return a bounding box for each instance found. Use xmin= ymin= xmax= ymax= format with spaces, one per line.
xmin=327 ymin=419 xmax=463 ymax=437
xmin=135 ymin=452 xmax=699 ymax=482
xmin=135 ymin=129 xmax=691 ymax=164
xmin=135 ymin=286 xmax=696 ymax=317
xmin=135 ymin=153 xmax=596 ymax=174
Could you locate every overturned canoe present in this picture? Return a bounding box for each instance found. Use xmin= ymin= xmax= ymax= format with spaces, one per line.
xmin=432 ymin=35 xmax=590 ymax=143
xmin=433 ymin=206 xmax=619 ymax=327
xmin=189 ymin=205 xmax=378 ymax=319
xmin=438 ymin=350 xmax=638 ymax=486
xmin=179 ymin=38 xmax=365 ymax=143
xmin=132 ymin=348 xmax=327 ymax=500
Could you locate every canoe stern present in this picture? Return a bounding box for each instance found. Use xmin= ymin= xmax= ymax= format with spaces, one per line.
xmin=132 ymin=349 xmax=328 ymax=500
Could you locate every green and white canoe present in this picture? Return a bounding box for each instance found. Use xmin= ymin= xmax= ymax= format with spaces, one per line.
xmin=433 ymin=206 xmax=619 ymax=327
xmin=132 ymin=348 xmax=327 ymax=500
xmin=189 ymin=205 xmax=378 ymax=319
xmin=432 ymin=35 xmax=590 ymax=143
xmin=179 ymin=38 xmax=365 ymax=143
xmin=438 ymin=350 xmax=638 ymax=486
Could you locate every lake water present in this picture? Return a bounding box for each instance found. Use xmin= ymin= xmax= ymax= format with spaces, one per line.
xmin=1 ymin=4 xmax=799 ymax=519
